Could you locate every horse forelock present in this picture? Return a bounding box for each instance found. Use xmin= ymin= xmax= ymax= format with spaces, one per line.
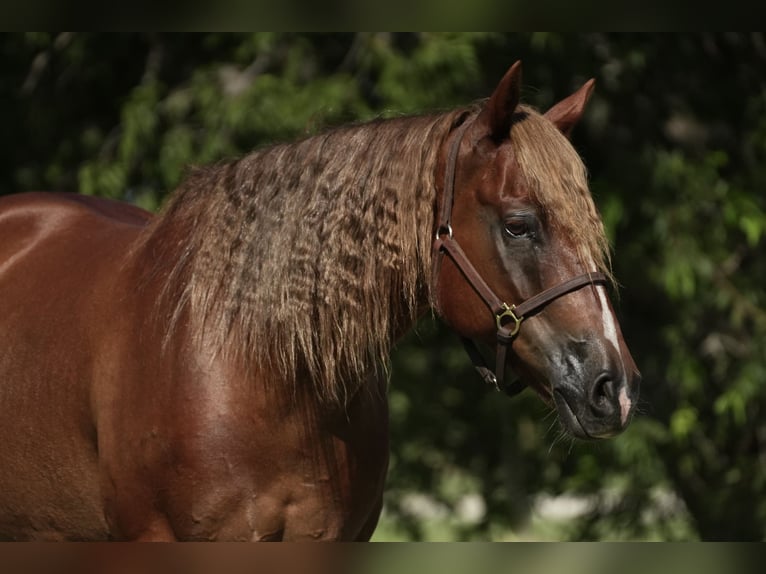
xmin=142 ymin=110 xmax=464 ymax=405
xmin=510 ymin=105 xmax=613 ymax=282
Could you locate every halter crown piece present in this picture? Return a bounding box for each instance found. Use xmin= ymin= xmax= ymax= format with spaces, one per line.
xmin=432 ymin=119 xmax=608 ymax=396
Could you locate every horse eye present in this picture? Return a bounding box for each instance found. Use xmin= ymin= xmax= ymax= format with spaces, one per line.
xmin=504 ymin=217 xmax=531 ymax=238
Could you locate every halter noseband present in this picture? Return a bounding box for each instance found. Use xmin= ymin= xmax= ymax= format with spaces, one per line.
xmin=432 ymin=119 xmax=608 ymax=396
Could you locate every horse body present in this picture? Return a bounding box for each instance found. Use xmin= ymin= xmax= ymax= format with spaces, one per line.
xmin=0 ymin=62 xmax=640 ymax=541
xmin=0 ymin=192 xmax=139 ymax=539
xmin=0 ymin=193 xmax=387 ymax=540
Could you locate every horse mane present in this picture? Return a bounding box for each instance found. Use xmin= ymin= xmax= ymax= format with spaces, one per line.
xmin=138 ymin=109 xmax=467 ymax=404
xmin=136 ymin=103 xmax=610 ymax=405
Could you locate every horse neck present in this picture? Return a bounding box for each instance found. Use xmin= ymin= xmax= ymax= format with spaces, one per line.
xmin=141 ymin=113 xmax=460 ymax=405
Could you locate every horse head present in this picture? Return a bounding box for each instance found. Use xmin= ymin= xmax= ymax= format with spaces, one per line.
xmin=434 ymin=62 xmax=640 ymax=439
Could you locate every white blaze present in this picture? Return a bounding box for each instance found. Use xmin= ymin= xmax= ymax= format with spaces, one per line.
xmin=596 ymin=285 xmax=621 ymax=355
xmin=618 ymin=385 xmax=631 ymax=426
xmin=596 ymin=284 xmax=630 ymax=421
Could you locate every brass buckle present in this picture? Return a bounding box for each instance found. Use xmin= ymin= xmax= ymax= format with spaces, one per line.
xmin=496 ymin=303 xmax=522 ymax=337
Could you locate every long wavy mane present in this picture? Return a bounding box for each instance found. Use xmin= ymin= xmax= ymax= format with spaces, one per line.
xmin=136 ymin=103 xmax=610 ymax=405
xmin=138 ymin=110 xmax=467 ymax=403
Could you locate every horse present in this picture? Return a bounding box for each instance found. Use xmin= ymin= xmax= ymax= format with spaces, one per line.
xmin=0 ymin=61 xmax=639 ymax=541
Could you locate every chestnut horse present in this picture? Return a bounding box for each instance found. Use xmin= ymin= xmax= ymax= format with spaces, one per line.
xmin=0 ymin=62 xmax=639 ymax=540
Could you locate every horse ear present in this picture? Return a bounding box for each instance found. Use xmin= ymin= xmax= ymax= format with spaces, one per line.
xmin=477 ymin=61 xmax=522 ymax=142
xmin=544 ymin=78 xmax=596 ymax=138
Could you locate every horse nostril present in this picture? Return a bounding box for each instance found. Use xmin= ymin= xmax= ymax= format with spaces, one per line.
xmin=591 ymin=373 xmax=616 ymax=414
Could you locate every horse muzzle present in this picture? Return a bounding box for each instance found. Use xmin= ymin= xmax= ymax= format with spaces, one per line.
xmin=551 ymin=359 xmax=641 ymax=440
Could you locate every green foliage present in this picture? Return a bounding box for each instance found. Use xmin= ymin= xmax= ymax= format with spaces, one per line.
xmin=3 ymin=33 xmax=765 ymax=540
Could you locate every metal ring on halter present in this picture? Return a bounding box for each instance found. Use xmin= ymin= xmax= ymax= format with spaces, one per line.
xmin=495 ymin=303 xmax=522 ymax=337
xmin=435 ymin=224 xmax=453 ymax=240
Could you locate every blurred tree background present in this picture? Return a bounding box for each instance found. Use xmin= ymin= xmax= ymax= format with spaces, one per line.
xmin=1 ymin=33 xmax=764 ymax=541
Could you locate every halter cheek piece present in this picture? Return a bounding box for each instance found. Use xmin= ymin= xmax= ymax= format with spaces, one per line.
xmin=432 ymin=120 xmax=608 ymax=396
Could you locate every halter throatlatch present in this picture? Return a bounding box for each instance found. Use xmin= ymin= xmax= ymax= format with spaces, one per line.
xmin=432 ymin=119 xmax=608 ymax=396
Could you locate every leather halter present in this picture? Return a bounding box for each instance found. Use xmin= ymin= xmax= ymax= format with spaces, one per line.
xmin=432 ymin=119 xmax=608 ymax=396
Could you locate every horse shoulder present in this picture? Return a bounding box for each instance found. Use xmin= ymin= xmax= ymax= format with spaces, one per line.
xmin=98 ymin=343 xmax=390 ymax=541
